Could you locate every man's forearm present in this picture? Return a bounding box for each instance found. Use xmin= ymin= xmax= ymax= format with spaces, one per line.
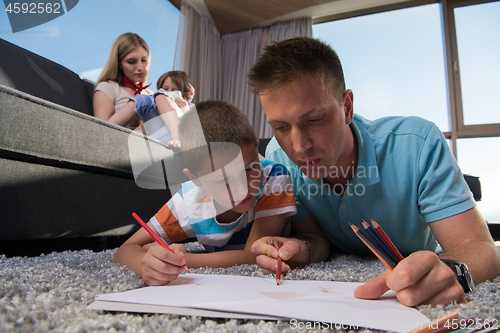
xmin=440 ymin=239 xmax=500 ymax=285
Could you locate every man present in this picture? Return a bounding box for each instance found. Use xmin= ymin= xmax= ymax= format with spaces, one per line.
xmin=248 ymin=36 xmax=500 ymax=306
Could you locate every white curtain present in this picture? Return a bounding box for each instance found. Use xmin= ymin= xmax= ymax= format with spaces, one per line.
xmin=221 ymin=18 xmax=312 ymax=138
xmin=174 ymin=1 xmax=312 ymax=138
xmin=174 ymin=1 xmax=221 ymax=102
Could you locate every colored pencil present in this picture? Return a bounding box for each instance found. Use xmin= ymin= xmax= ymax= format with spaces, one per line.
xmin=276 ymin=242 xmax=283 ymax=286
xmin=350 ymin=223 xmax=397 ymax=270
xmin=406 ymin=312 xmax=459 ymax=333
xmin=371 ymin=219 xmax=405 ymax=261
xmin=132 ymin=212 xmax=190 ymax=273
xmin=360 ymin=219 xmax=400 ymax=264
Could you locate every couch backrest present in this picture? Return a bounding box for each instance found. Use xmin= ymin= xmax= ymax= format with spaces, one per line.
xmin=0 ymin=38 xmax=94 ymax=115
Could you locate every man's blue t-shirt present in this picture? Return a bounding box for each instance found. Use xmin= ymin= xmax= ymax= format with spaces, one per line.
xmin=265 ymin=114 xmax=476 ymax=256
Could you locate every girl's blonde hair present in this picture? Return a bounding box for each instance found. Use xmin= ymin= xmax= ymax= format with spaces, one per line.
xmin=96 ymin=33 xmax=150 ymax=85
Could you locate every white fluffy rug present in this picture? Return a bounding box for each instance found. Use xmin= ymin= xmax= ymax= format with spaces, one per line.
xmin=1 ymin=243 xmax=499 ymax=332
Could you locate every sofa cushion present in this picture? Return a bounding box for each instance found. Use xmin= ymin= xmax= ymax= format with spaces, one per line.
xmin=0 ymin=84 xmax=140 ymax=174
xmin=0 ymin=84 xmax=175 ymax=240
xmin=0 ymin=38 xmax=93 ymax=115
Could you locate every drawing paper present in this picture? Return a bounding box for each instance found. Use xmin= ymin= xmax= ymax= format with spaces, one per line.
xmin=92 ymin=273 xmax=429 ymax=332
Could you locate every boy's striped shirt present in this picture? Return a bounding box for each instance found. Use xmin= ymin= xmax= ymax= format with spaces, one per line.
xmin=150 ymin=159 xmax=296 ymax=252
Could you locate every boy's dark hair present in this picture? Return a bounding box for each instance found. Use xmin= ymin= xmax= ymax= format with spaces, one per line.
xmin=178 ymin=100 xmax=257 ymax=173
xmin=248 ymin=37 xmax=345 ymax=100
xmin=156 ymin=70 xmax=190 ymax=100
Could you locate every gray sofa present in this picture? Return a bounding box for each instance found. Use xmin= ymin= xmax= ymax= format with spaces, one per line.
xmin=0 ymin=38 xmax=172 ymax=253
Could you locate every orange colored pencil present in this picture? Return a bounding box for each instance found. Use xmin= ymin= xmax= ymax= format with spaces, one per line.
xmin=371 ymin=219 xmax=405 ymax=261
xmin=132 ymin=212 xmax=190 ymax=273
xmin=350 ymin=224 xmax=396 ymax=270
xmin=276 ymin=242 xmax=283 ymax=285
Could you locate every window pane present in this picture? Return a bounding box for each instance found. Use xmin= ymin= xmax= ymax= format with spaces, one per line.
xmin=455 ymin=1 xmax=500 ymax=125
xmin=457 ymin=138 xmax=500 ymax=224
xmin=0 ymin=0 xmax=179 ymax=84
xmin=313 ymin=4 xmax=449 ymax=131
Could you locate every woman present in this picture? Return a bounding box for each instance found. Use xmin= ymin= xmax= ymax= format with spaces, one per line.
xmin=93 ymin=33 xmax=181 ymax=146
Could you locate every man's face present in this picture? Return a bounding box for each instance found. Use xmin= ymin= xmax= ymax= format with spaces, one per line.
xmin=261 ymin=75 xmax=353 ymax=180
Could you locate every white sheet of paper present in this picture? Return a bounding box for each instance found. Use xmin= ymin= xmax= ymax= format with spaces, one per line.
xmin=94 ymin=273 xmax=429 ymax=332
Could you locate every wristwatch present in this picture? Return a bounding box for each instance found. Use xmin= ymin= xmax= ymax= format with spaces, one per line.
xmin=440 ymin=259 xmax=475 ymax=293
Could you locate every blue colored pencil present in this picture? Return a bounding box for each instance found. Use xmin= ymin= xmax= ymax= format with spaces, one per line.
xmin=360 ymin=219 xmax=400 ymax=265
xmin=350 ymin=223 xmax=397 ymax=270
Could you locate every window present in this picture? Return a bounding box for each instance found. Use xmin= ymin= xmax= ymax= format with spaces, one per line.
xmin=0 ymin=0 xmax=180 ymax=84
xmin=314 ymin=0 xmax=500 ymax=224
xmin=313 ymin=4 xmax=449 ymax=132
xmin=454 ymin=1 xmax=500 ymax=125
xmin=458 ymin=137 xmax=500 ymax=223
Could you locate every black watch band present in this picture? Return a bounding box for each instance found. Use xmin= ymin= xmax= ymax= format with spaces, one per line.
xmin=440 ymin=259 xmax=475 ymax=293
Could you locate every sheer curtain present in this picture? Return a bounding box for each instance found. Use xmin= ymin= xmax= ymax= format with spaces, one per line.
xmin=174 ymin=1 xmax=221 ymax=102
xmin=174 ymin=1 xmax=312 ymax=137
xmin=221 ymin=18 xmax=312 ymax=138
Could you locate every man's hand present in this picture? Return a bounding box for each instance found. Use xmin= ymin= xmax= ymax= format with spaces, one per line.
xmin=140 ymin=243 xmax=187 ymax=286
xmin=354 ymin=251 xmax=465 ymax=306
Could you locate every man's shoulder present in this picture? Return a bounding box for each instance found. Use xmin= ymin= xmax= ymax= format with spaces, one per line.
xmin=354 ymin=114 xmax=437 ymax=140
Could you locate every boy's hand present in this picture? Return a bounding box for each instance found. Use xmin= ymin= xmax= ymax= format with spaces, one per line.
xmin=251 ymin=236 xmax=296 ymax=274
xmin=140 ymin=243 xmax=187 ymax=286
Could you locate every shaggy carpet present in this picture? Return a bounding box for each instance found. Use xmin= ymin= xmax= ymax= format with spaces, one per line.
xmin=1 ymin=242 xmax=499 ymax=333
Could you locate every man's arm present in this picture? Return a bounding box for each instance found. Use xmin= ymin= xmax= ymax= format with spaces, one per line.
xmin=251 ymin=216 xmax=330 ymax=273
xmin=355 ymin=207 xmax=500 ymax=306
xmin=431 ymin=206 xmax=500 ymax=283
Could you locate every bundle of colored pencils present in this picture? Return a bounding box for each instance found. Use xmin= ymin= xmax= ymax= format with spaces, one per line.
xmin=350 ymin=219 xmax=404 ymax=270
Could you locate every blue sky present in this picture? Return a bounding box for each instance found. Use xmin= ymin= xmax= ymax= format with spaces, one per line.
xmin=0 ymin=0 xmax=180 ymax=85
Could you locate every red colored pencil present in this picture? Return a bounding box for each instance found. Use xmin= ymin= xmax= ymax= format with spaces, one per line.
xmin=276 ymin=242 xmax=283 ymax=286
xmin=371 ymin=219 xmax=404 ymax=261
xmin=350 ymin=224 xmax=396 ymax=270
xmin=132 ymin=212 xmax=190 ymax=273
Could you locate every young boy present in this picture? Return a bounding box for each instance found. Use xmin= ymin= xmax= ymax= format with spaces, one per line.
xmin=114 ymin=100 xmax=297 ymax=286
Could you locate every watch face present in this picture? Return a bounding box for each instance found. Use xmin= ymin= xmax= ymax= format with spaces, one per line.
xmin=441 ymin=259 xmax=475 ymax=293
xmin=459 ymin=264 xmax=475 ymax=293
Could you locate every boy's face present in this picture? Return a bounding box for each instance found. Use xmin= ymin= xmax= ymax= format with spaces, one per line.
xmin=191 ymin=142 xmax=261 ymax=214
